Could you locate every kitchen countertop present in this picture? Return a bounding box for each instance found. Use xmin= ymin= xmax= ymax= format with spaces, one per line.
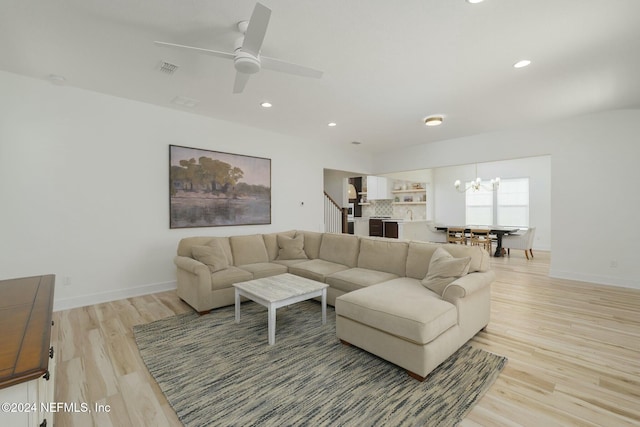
xmin=355 ymin=217 xmax=430 ymax=223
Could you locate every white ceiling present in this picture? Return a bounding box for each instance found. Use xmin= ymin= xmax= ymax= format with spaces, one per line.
xmin=2 ymin=0 xmax=640 ymax=153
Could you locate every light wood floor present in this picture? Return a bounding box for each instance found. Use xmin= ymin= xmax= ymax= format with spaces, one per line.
xmin=53 ymin=251 xmax=640 ymax=426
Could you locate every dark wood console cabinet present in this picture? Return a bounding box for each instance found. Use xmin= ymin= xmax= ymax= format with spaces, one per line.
xmin=369 ymin=218 xmax=383 ymax=237
xmin=0 ymin=275 xmax=56 ymax=427
xmin=384 ymin=221 xmax=399 ymax=239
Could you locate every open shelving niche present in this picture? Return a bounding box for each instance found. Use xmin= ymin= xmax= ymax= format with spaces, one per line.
xmin=357 ymin=191 xmax=370 ymax=205
xmin=391 ymin=188 xmax=426 ymax=205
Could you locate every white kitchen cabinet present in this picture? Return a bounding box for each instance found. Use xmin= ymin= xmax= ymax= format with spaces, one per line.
xmin=353 ymin=218 xmax=369 ymax=236
xmin=366 ymin=176 xmax=392 ymax=200
xmin=0 ymin=363 xmax=56 ymax=427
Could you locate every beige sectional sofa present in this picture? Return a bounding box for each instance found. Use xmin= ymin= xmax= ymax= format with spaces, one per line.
xmin=174 ymin=230 xmax=494 ymax=380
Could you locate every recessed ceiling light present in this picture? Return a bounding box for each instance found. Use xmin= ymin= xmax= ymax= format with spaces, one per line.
xmin=424 ymin=116 xmax=444 ymax=126
xmin=328 ymin=122 xmax=337 ymax=127
xmin=466 ymin=0 xmax=484 ymax=4
xmin=513 ymin=59 xmax=531 ymax=68
xmin=47 ymin=74 xmax=66 ymax=86
xmin=171 ymin=96 xmax=199 ymax=108
xmin=260 ymin=102 xmax=272 ymax=108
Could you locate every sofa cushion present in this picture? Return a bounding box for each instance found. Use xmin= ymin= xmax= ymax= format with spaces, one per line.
xmin=272 ymin=259 xmax=310 ymax=268
xmin=441 ymin=244 xmax=489 ymax=272
xmin=406 ymin=241 xmax=486 ymax=280
xmin=209 ymin=267 xmax=253 ymax=291
xmin=191 ymin=243 xmax=229 ymax=273
xmin=237 ymin=263 xmax=288 ymax=279
xmin=277 ymin=233 xmax=309 ymax=260
xmin=421 ymin=247 xmax=471 ymax=295
xmin=326 ymin=268 xmax=398 ymax=293
xmin=336 ymin=279 xmax=457 ymax=345
xmin=177 ymin=236 xmax=233 ymax=264
xmin=289 ymin=259 xmax=350 ymax=283
xmin=263 ymin=230 xmax=296 ymax=261
xmin=230 ymin=234 xmax=269 ymax=266
xmin=299 ymin=230 xmax=323 ymax=259
xmin=318 ymin=233 xmax=360 ymax=267
xmin=357 ymin=238 xmax=408 ymax=276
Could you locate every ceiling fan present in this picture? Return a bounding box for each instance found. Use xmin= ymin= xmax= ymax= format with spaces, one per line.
xmin=155 ymin=2 xmax=323 ymax=94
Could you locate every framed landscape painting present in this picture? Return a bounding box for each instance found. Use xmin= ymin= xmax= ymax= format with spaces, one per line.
xmin=169 ymin=145 xmax=271 ymax=228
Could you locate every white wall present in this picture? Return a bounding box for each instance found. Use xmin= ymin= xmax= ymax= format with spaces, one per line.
xmin=0 ymin=71 xmax=371 ymax=310
xmin=323 ymin=169 xmax=358 ymax=206
xmin=433 ymin=156 xmax=551 ymax=250
xmin=373 ymin=109 xmax=640 ymax=289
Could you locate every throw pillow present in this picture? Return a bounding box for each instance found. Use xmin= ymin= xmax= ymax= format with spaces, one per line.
xmin=192 ymin=242 xmax=229 ymax=273
xmin=421 ymin=247 xmax=471 ymax=296
xmin=276 ymin=233 xmax=308 ymax=260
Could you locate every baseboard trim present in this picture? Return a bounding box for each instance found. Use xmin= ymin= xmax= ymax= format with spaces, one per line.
xmin=53 ymin=280 xmax=177 ymax=312
xmin=549 ymin=269 xmax=639 ymax=290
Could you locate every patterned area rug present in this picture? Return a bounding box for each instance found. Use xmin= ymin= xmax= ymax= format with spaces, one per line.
xmin=133 ymin=301 xmax=506 ymax=427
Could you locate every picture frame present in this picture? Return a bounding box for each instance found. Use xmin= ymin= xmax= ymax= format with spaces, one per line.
xmin=169 ymin=145 xmax=271 ymax=228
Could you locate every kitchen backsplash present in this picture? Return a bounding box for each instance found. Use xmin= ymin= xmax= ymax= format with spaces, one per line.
xmin=370 ymin=200 xmax=393 ymax=216
xmin=362 ymin=200 xmax=426 ymax=220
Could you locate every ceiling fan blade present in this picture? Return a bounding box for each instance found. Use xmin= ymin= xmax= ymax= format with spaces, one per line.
xmin=233 ymin=72 xmax=251 ymax=94
xmin=242 ymin=3 xmax=271 ymax=57
xmin=154 ymin=41 xmax=234 ymax=61
xmin=261 ymin=56 xmax=324 ymax=79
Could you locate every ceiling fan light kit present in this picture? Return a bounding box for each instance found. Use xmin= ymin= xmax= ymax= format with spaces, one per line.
xmin=234 ymin=51 xmax=261 ymax=74
xmin=154 ymin=2 xmax=323 ymax=94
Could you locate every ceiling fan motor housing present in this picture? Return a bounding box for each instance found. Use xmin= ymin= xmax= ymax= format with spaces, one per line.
xmin=155 ymin=4 xmax=322 ymax=93
xmin=234 ymin=51 xmax=261 ymax=74
xmin=233 ymin=35 xmax=260 ymax=74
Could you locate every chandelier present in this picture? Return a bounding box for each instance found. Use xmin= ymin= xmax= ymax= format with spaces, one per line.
xmin=454 ymin=164 xmax=500 ymax=192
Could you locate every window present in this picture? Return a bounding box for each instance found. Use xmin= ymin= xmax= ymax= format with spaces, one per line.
xmin=464 ymin=177 xmax=530 ymax=226
xmin=497 ymin=178 xmax=529 ymax=226
xmin=465 ymin=181 xmax=493 ymax=225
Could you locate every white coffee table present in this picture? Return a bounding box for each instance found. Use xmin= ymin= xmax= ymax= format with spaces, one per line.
xmin=232 ymin=273 xmax=329 ymax=345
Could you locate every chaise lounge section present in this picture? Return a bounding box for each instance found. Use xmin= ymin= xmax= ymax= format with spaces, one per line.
xmin=174 ymin=230 xmax=493 ymax=380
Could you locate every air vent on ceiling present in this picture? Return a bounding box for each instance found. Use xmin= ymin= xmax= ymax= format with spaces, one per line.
xmin=158 ymin=61 xmax=179 ymax=75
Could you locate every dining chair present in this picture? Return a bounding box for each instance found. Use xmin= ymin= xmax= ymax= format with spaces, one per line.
xmin=501 ymin=227 xmax=536 ymax=259
xmin=469 ymin=228 xmax=492 ymax=253
xmin=446 ymin=227 xmax=467 ymax=245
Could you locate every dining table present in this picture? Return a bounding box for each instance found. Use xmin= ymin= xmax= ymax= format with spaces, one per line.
xmin=435 ymin=226 xmax=520 ymax=257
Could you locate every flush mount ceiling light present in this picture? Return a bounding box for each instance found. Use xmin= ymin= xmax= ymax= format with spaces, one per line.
xmin=328 ymin=122 xmax=337 ymax=127
xmin=260 ymin=102 xmax=272 ymax=108
xmin=424 ymin=116 xmax=444 ymax=126
xmin=513 ymin=59 xmax=531 ymax=68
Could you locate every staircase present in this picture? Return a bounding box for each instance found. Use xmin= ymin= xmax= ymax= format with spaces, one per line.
xmin=324 ymin=191 xmax=348 ymax=234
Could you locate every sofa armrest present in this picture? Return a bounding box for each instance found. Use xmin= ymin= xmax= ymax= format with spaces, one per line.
xmin=174 ymin=255 xmax=213 ymax=313
xmin=174 ymin=255 xmax=209 ymax=275
xmin=442 ymin=270 xmax=495 ymax=303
